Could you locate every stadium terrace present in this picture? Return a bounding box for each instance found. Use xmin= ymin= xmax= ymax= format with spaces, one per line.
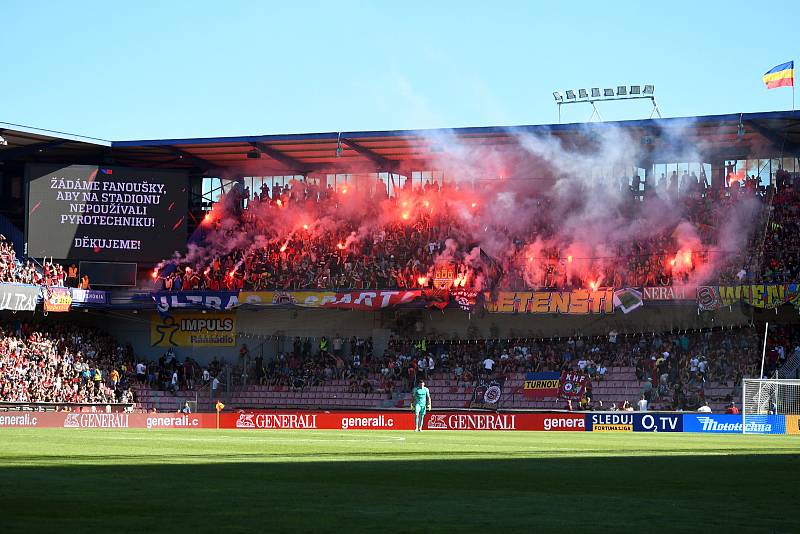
xmin=0 ymin=111 xmax=799 ymax=424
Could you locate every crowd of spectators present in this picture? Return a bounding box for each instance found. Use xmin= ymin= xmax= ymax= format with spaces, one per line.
xmin=0 ymin=321 xmax=135 ymax=405
xmin=156 ymin=170 xmax=800 ymax=293
xmin=759 ymin=185 xmax=800 ymax=283
xmin=0 ymin=235 xmax=68 ymax=287
xmin=229 ymin=323 xmax=798 ymax=411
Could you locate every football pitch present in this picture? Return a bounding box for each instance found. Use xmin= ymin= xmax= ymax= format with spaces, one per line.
xmin=0 ymin=430 xmax=797 ymax=533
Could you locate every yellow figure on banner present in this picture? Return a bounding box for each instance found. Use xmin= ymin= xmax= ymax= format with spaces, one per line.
xmin=153 ymin=316 xmax=180 ymax=346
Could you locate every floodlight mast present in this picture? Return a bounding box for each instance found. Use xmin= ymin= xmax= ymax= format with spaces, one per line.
xmin=553 ymin=85 xmax=661 ymax=123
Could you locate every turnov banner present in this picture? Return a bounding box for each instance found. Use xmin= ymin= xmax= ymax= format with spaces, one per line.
xmin=0 ymin=284 xmax=39 ymax=312
xmin=43 ymin=287 xmax=72 ymax=312
xmin=683 ymin=414 xmax=786 ymax=434
xmin=150 ymin=313 xmax=236 ymax=347
xmin=523 ymin=372 xmax=561 ymax=399
xmin=484 ymin=289 xmax=619 ymax=315
xmin=559 ymin=371 xmax=590 ymax=399
xmin=697 ymin=284 xmax=800 ymax=312
xmin=239 ymin=290 xmax=423 ymax=310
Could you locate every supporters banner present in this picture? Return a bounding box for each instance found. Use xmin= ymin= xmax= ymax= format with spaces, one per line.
xmin=471 ymin=380 xmax=503 ymax=405
xmin=0 ymin=284 xmax=38 ymax=312
xmin=422 ymin=289 xmax=450 ymax=310
xmin=152 ymin=291 xmax=239 ymax=312
xmin=150 ymin=313 xmax=236 ymax=347
xmin=451 ymin=288 xmax=479 ymax=312
xmin=523 ymin=372 xmax=561 ymax=398
xmin=238 ymin=290 xmax=423 ymax=310
xmin=697 ymin=284 xmax=800 ymax=312
xmin=43 ymin=287 xmax=72 ymax=312
xmin=70 ymin=289 xmax=108 ymax=305
xmin=484 ymin=289 xmax=616 ymax=314
xmin=682 ymin=414 xmax=786 ymax=434
xmin=642 ymin=286 xmax=697 ymax=302
xmin=612 ymin=288 xmax=643 ymax=314
xmin=559 ymin=371 xmax=589 ymax=399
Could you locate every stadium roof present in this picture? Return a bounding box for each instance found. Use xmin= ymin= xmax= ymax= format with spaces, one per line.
xmin=3 ymin=110 xmax=800 ymax=175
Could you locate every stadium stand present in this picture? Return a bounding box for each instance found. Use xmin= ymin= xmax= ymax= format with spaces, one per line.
xmin=0 ymin=322 xmax=135 ymax=405
xmin=154 ymin=176 xmax=795 ymax=293
xmin=0 ymin=235 xmax=66 ymax=286
xmin=130 ymin=325 xmax=799 ymax=414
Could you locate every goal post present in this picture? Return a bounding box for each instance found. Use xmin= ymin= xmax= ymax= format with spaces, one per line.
xmin=742 ymin=378 xmax=800 ymax=434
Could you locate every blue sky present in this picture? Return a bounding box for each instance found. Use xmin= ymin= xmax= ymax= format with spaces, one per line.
xmin=2 ymin=0 xmax=797 ymax=141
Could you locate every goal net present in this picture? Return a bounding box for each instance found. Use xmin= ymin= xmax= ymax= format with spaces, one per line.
xmin=742 ymin=379 xmax=800 ymax=434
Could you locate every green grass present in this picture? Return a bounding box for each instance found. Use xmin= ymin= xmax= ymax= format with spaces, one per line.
xmin=0 ymin=430 xmax=798 ymax=533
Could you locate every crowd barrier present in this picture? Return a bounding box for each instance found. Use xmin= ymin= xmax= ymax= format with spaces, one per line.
xmin=0 ymin=410 xmax=796 ymax=434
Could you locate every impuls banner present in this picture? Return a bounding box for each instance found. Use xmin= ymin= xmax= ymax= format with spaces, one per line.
xmin=150 ymin=313 xmax=237 ymax=347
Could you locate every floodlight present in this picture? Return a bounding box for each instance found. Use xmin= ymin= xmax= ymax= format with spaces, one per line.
xmin=565 ymin=90 xmax=576 ymax=100
xmin=591 ymin=88 xmax=601 ymax=98
xmin=578 ymin=89 xmax=588 ymax=99
xmin=630 ymin=85 xmax=641 ymax=95
xmin=553 ymin=91 xmax=563 ymax=102
xmin=604 ymin=88 xmax=614 ymax=97
xmin=617 ymin=86 xmax=627 ymax=96
xmin=0 ymin=135 xmax=6 ymax=146
xmin=643 ymin=84 xmax=655 ymax=94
